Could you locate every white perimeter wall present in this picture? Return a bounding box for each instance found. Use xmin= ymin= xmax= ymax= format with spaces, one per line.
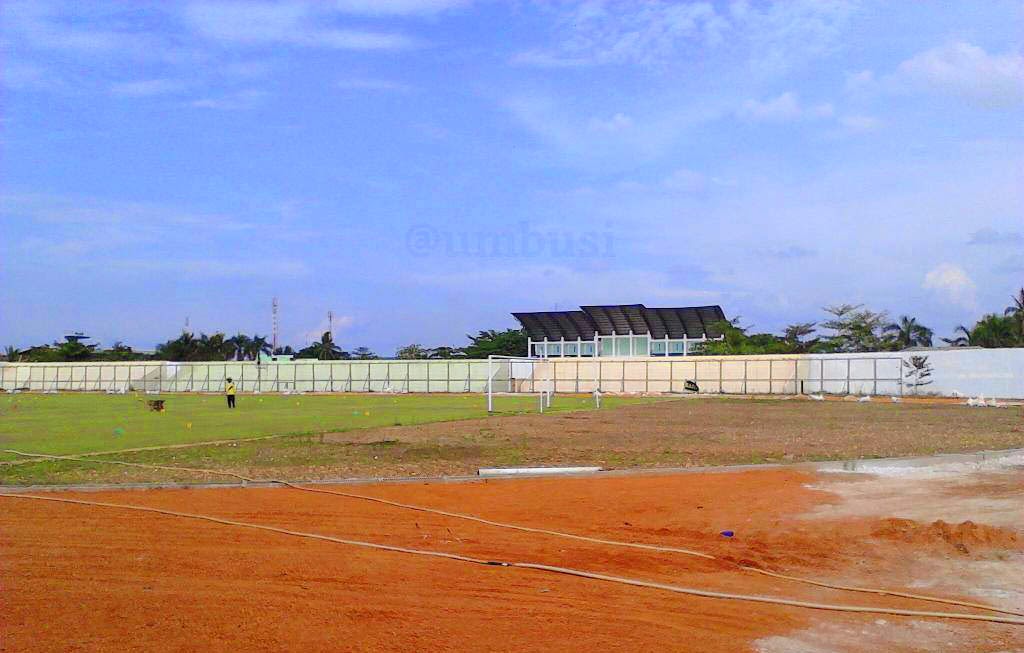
xmin=2 ymin=348 xmax=1022 ymax=398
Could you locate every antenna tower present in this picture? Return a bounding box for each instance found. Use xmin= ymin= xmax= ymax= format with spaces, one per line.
xmin=272 ymin=297 xmax=279 ymax=353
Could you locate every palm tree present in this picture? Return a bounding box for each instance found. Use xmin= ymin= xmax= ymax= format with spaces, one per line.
xmin=883 ymin=315 xmax=933 ymax=349
xmin=297 ymin=331 xmax=344 ymax=360
xmin=197 ymin=333 xmax=233 ymax=360
xmin=156 ymin=332 xmax=198 ymax=361
xmin=3 ymin=345 xmax=20 ymax=362
xmin=248 ymin=335 xmax=272 ymax=360
xmin=944 ymin=315 xmax=1019 ymax=348
xmin=970 ymin=314 xmax=1019 ymax=348
xmin=1005 ymin=287 xmax=1024 ymax=344
xmin=942 ymin=324 xmax=973 ymax=347
xmin=227 ymin=333 xmax=252 ymax=361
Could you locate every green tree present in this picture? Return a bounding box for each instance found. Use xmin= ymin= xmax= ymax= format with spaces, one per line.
xmin=396 ymin=344 xmax=429 ymax=359
xmin=700 ymin=321 xmax=795 ymax=355
xmin=248 ymin=335 xmax=272 ymax=360
xmin=427 ymin=346 xmax=463 ymax=359
xmin=350 ymin=346 xmax=378 ymax=360
xmin=461 ymin=329 xmax=527 ymax=358
xmin=297 ymin=332 xmax=346 ymax=360
xmin=883 ymin=315 xmax=933 ymax=349
xmin=819 ymin=304 xmax=896 ymax=352
xmin=943 ymin=314 xmax=1019 ymax=348
xmin=942 ymin=324 xmax=974 ymax=347
xmin=226 ymin=333 xmax=252 ymax=361
xmin=156 ymin=332 xmax=198 ymax=361
xmin=3 ymin=346 xmax=21 ymax=362
xmin=56 ymin=340 xmax=95 ymax=361
xmin=197 ymin=333 xmax=233 ymax=360
xmin=782 ymin=322 xmax=818 ymax=353
xmin=1005 ymin=287 xmax=1024 ymax=344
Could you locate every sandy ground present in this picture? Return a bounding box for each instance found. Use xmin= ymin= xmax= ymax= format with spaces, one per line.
xmin=1 ymin=461 xmax=1022 ymax=652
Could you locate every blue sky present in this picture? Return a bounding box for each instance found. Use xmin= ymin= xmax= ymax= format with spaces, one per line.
xmin=2 ymin=0 xmax=1022 ymax=354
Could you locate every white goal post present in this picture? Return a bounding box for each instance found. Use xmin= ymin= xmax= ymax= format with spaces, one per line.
xmin=486 ymin=355 xmax=555 ymax=414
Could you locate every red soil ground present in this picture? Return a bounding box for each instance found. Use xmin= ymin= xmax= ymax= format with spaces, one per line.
xmin=2 ymin=469 xmax=1021 ymax=652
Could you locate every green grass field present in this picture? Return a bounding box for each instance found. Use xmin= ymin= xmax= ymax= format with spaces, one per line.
xmin=0 ymin=392 xmax=647 ymax=461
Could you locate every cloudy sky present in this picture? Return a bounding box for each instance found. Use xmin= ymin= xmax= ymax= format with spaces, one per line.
xmin=1 ymin=0 xmax=1022 ymax=353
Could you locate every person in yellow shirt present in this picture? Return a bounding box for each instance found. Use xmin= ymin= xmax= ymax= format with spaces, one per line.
xmin=225 ymin=378 xmax=236 ymax=409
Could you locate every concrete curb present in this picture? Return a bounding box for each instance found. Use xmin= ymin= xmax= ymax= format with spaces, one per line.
xmin=1 ymin=447 xmax=1021 ymax=494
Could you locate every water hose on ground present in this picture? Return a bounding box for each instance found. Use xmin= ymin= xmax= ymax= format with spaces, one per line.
xmin=3 ymin=492 xmax=1023 ymax=626
xmin=4 ymin=449 xmax=1021 ymax=619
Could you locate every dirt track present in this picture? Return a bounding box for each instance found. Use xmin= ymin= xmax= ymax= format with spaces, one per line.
xmin=2 ymin=466 xmax=1022 ymax=652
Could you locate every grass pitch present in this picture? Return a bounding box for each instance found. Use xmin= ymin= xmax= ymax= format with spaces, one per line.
xmin=0 ymin=392 xmax=648 ymax=462
xmin=2 ymin=394 xmax=1021 ymax=486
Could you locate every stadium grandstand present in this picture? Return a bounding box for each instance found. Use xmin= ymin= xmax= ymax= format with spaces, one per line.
xmin=513 ymin=304 xmax=727 ymax=358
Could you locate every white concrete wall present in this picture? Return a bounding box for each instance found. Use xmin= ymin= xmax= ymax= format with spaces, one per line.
xmin=0 ymin=360 xmax=503 ymax=394
xmin=2 ymin=347 xmax=1022 ymax=397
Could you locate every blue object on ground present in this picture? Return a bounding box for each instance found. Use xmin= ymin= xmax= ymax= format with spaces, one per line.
xmin=720 ymin=530 xmax=734 ymax=538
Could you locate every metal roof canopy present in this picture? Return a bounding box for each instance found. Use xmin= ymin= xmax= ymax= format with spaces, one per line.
xmin=513 ymin=305 xmax=726 ymax=341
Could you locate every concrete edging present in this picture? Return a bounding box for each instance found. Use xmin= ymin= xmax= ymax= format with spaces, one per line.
xmin=1 ymin=447 xmax=1021 ymax=494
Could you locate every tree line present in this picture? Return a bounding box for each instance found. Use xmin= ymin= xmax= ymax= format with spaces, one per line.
xmin=3 ymin=289 xmax=1022 ymax=362
xmin=1 ymin=327 xmax=527 ymax=363
xmin=703 ymin=289 xmax=1024 ymax=355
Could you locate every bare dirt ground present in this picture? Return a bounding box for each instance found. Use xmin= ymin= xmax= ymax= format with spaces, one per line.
xmin=2 ymin=461 xmax=1022 ymax=652
xmin=4 ymin=397 xmax=1022 ymax=486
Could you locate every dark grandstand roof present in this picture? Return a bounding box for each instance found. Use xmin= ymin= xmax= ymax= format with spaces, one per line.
xmin=513 ymin=304 xmax=726 ymax=341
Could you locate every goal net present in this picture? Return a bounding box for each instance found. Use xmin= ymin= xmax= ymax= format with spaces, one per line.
xmin=484 ymin=356 xmax=560 ymax=414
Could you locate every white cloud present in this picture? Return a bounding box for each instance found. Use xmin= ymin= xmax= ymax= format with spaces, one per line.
xmin=662 ymin=168 xmax=708 ymax=193
xmin=588 ymin=113 xmax=633 ymax=133
xmin=729 ymin=0 xmax=860 ymax=75
xmin=837 ymin=114 xmax=882 ymax=133
xmin=111 ymin=79 xmax=189 ymax=97
xmin=846 ymin=42 xmax=1024 ymax=109
xmin=1 ymin=192 xmax=252 ymax=229
xmin=738 ymin=92 xmax=834 ymax=122
xmin=409 ymin=264 xmax=721 ymax=305
xmin=330 ymin=0 xmax=470 ymax=16
xmin=512 ymin=0 xmax=857 ymax=71
xmin=968 ymin=228 xmax=1024 ymax=246
xmin=183 ymin=2 xmax=417 ymax=50
xmin=336 ymin=78 xmax=411 ymax=92
xmin=189 ymin=89 xmax=267 ymax=110
xmin=511 ymin=2 xmax=730 ymax=67
xmin=116 ymin=258 xmax=311 ymax=280
xmin=2 ymin=2 xmax=144 ymax=53
xmin=844 ymin=69 xmax=874 ymax=94
xmin=0 ymin=61 xmax=64 ymax=91
xmin=923 ymin=263 xmax=976 ymax=309
xmin=890 ymin=42 xmax=1024 ymax=108
xmin=504 ymin=93 xmax=726 ymax=168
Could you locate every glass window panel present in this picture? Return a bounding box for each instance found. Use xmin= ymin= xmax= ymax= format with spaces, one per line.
xmin=532 ymin=344 xmax=546 ymax=357
xmin=601 ymin=338 xmax=614 ymax=356
xmin=547 ymin=343 xmax=562 ymax=356
xmin=650 ymin=341 xmax=666 ymax=354
xmin=668 ymin=340 xmax=686 ymax=354
xmin=632 ymin=336 xmax=649 ymax=356
xmin=564 ymin=343 xmax=579 ymax=355
xmin=580 ymin=342 xmax=595 ymax=356
xmin=615 ymin=336 xmax=630 ymax=356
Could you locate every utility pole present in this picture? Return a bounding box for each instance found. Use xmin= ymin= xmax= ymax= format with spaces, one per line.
xmin=272 ymin=297 xmax=279 ymax=353
xmin=328 ymin=310 xmax=333 ymax=337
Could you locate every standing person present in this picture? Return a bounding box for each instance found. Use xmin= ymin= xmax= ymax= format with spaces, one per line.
xmin=225 ymin=377 xmax=236 ymax=409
